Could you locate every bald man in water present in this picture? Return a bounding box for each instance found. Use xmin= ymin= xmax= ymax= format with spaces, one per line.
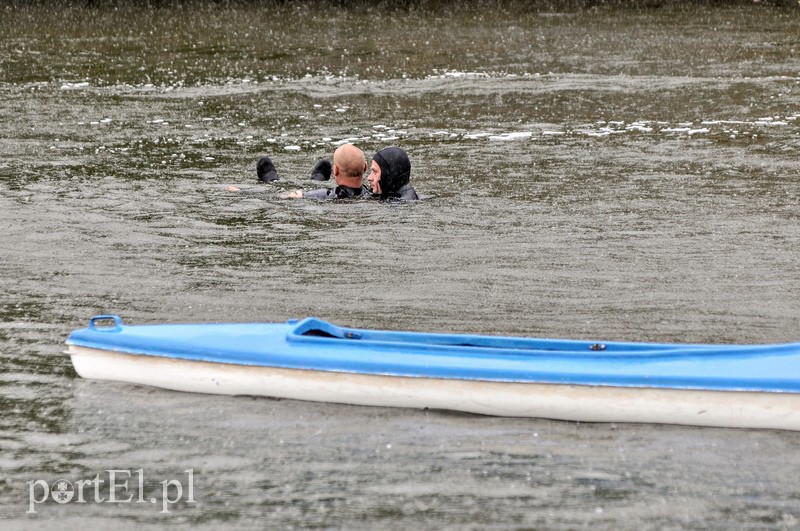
xmin=286 ymin=144 xmax=370 ymax=200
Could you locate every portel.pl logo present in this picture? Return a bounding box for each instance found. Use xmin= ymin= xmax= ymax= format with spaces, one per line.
xmin=27 ymin=469 xmax=194 ymax=514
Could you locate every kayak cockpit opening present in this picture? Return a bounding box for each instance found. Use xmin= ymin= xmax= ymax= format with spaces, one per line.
xmin=302 ymin=329 xmax=339 ymax=338
xmin=302 ymin=329 xmax=360 ymax=339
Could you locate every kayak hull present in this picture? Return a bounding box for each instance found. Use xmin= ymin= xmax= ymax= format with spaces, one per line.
xmin=70 ymin=345 xmax=800 ymax=430
xmin=65 ymin=316 xmax=800 ymax=431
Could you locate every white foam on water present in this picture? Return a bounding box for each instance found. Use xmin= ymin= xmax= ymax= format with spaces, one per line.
xmin=60 ymin=82 xmax=90 ymax=90
xmin=488 ymin=132 xmax=533 ymax=141
xmin=626 ymin=123 xmax=652 ymax=132
xmin=441 ymin=71 xmax=490 ymax=79
xmin=754 ymin=120 xmax=788 ymax=126
xmin=333 ymin=137 xmax=362 ymax=146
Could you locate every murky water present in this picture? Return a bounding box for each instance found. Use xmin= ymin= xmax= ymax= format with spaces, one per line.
xmin=2 ymin=0 xmax=800 ymax=527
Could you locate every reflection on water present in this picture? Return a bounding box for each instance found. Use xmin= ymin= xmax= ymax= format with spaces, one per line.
xmin=1 ymin=0 xmax=799 ymax=527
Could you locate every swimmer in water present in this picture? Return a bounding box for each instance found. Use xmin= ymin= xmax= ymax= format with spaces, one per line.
xmin=286 ymin=143 xmax=370 ymax=200
xmin=367 ymin=147 xmax=419 ymax=201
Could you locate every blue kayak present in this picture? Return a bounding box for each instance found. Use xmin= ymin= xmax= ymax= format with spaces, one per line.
xmin=65 ymin=315 xmax=800 ymax=431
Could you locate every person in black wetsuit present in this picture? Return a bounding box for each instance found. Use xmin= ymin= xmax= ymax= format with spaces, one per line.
xmin=284 ymin=143 xmax=370 ymax=200
xmin=367 ymin=147 xmax=419 ymax=201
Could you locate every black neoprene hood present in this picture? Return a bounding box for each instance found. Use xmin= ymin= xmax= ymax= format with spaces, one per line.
xmin=372 ymin=147 xmax=411 ymax=197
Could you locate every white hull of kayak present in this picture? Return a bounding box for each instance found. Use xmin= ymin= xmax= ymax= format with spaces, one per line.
xmin=68 ymin=345 xmax=800 ymax=431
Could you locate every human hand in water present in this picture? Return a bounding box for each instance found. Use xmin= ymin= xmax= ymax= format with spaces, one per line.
xmin=286 ymin=190 xmax=303 ymax=199
xmin=226 ymin=185 xmax=241 ymax=192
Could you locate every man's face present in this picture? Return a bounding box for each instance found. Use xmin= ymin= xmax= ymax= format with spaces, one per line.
xmin=367 ymin=160 xmax=382 ymax=194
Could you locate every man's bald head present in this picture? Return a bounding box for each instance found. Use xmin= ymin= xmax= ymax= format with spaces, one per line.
xmin=333 ymin=144 xmax=367 ymax=186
